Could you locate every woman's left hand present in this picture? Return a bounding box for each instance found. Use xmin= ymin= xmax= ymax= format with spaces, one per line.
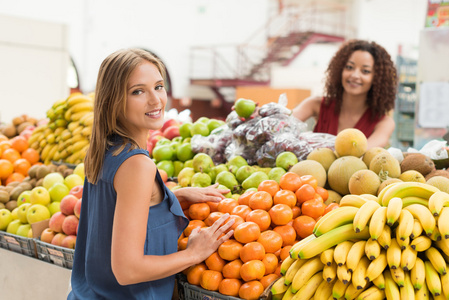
xmin=174 ymin=183 xmax=230 ymax=204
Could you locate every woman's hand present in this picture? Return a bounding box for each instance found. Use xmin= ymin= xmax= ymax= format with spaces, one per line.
xmin=173 ymin=183 xmax=230 ymax=204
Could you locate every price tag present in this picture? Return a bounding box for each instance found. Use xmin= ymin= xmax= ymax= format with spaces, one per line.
xmin=4 ymin=236 xmax=19 ymax=246
xmin=47 ymin=248 xmax=64 ymax=257
xmin=51 ymin=256 xmax=64 ymax=267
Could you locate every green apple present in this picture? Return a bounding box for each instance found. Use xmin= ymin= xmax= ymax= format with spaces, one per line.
xmin=275 ymin=151 xmax=299 ymax=171
xmin=176 ymin=143 xmax=194 ymax=162
xmin=179 ymin=123 xmax=193 ymax=139
xmin=73 ymin=162 xmax=85 ymax=181
xmin=152 ymin=145 xmax=174 ymax=162
xmin=64 ymin=174 xmax=84 ymax=190
xmin=48 ymin=182 xmax=70 ymax=202
xmin=173 ymin=161 xmax=184 ymax=178
xmin=43 ymin=172 xmax=65 ymax=190
xmin=207 ymin=119 xmax=225 ymax=133
xmin=156 ymin=160 xmax=175 ymax=178
xmin=17 ymin=191 xmax=32 ymax=207
xmin=30 ymin=186 xmax=51 ymax=206
xmin=155 ymin=137 xmax=171 ymax=146
xmin=6 ymin=219 xmax=22 ymax=234
xmin=234 ymin=98 xmax=256 ymax=118
xmin=16 ymin=224 xmax=31 ymax=237
xmin=26 ymin=204 xmax=51 ymax=224
xmin=196 ymin=117 xmax=210 ymax=124
xmin=47 ymin=201 xmax=61 ymax=216
xmin=170 ymin=141 xmax=181 ymax=161
xmin=0 ymin=208 xmax=13 ymax=230
xmin=17 ymin=203 xmax=31 ymax=224
xmin=190 ymin=122 xmax=209 ymax=137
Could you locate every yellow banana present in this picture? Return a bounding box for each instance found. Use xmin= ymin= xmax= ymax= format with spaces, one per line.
xmin=64 ymin=108 xmax=72 ymax=122
xmin=270 ymin=276 xmax=289 ymax=295
xmin=40 ymin=143 xmax=53 ymax=161
xmin=71 ymin=125 xmax=83 ymax=136
xmin=280 ymin=287 xmax=294 ymax=300
xmin=402 ymin=196 xmax=429 ymax=207
xmin=47 ymin=144 xmax=59 ymax=162
xmin=290 ymin=256 xmax=324 ymax=293
xmin=400 ymin=244 xmax=417 ymax=271
xmin=414 ymin=279 xmax=430 ymax=300
xmin=323 ymin=261 xmax=337 ymax=283
xmin=71 ymin=111 xmax=91 ymax=122
xmin=380 ymin=181 xmax=440 ymax=206
xmin=290 ymin=271 xmax=322 ymax=300
xmin=410 ymin=235 xmax=432 ymax=252
xmin=369 ymin=206 xmax=387 ymax=240
xmin=365 ymin=238 xmax=381 ymax=260
xmin=354 ymin=201 xmax=381 ymax=233
xmin=352 ymin=256 xmax=370 ymax=290
xmin=387 ymin=239 xmax=402 ymax=269
xmin=396 ymin=209 xmax=414 ymax=241
xmin=52 ymin=98 xmax=68 ymax=109
xmin=357 ymin=285 xmax=385 ymax=300
xmin=425 ymin=260 xmax=442 ymax=297
xmin=339 ymin=194 xmax=368 ymax=208
xmin=30 ymin=141 xmax=40 ymax=150
xmin=436 ymin=239 xmax=449 ymax=256
xmin=81 ymin=126 xmax=92 ymax=137
xmin=425 ymin=247 xmax=447 ymax=275
xmin=430 ymin=226 xmax=442 ymax=242
xmin=313 ymin=206 xmax=359 ymax=236
xmin=82 ymin=113 xmax=94 ymax=127
xmin=67 ymin=121 xmax=79 ymax=132
xmin=411 ymin=219 xmax=423 ymax=239
xmin=384 ymin=269 xmax=400 ymax=300
xmin=441 ymin=269 xmax=449 ymax=300
xmin=39 ymin=138 xmax=47 ymax=149
xmin=377 ymin=225 xmax=392 ymax=250
xmin=377 ymin=182 xmax=400 ymax=203
xmin=289 ymin=234 xmax=316 ymax=259
xmin=313 ymin=280 xmax=333 ymax=300
xmin=320 ymin=247 xmax=335 ymax=267
xmin=280 ymin=255 xmax=295 ymax=275
xmin=67 ymin=134 xmax=84 ymax=145
xmin=365 ymin=250 xmax=387 ymax=282
xmin=372 ymin=272 xmax=385 ymax=290
xmin=331 ymin=279 xmax=348 ymax=299
xmin=404 ymin=204 xmax=436 ymax=236
xmin=410 ymin=256 xmax=425 ymax=290
xmin=336 ymin=264 xmax=351 ymax=285
xmin=396 ymin=235 xmax=410 ymax=251
xmin=390 ymin=267 xmax=405 ymax=287
xmin=386 ymin=196 xmax=402 ymax=226
xmin=284 ymin=258 xmax=306 ymax=285
xmin=344 ymin=282 xmax=368 ymax=299
xmin=67 ymin=94 xmax=92 ymax=107
xmin=429 ymin=191 xmax=449 ymax=217
xmin=72 ymin=139 xmax=90 ymax=153
xmin=70 ymin=101 xmax=93 ymax=113
xmin=400 ymin=272 xmax=415 ymax=300
xmin=28 ymin=132 xmax=43 ymax=145
xmin=292 ymin=223 xmax=370 ymax=260
xmin=347 ymin=240 xmax=367 ymax=273
xmin=334 ymin=240 xmax=354 ymax=266
xmin=438 ymin=207 xmax=449 ymax=239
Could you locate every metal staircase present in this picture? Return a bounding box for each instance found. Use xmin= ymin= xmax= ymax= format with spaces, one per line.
xmin=189 ymin=1 xmax=355 ymax=106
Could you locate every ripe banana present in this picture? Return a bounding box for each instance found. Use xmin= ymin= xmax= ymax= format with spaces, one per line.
xmin=400 ymin=272 xmax=415 ymax=300
xmin=365 ymin=250 xmax=387 ymax=282
xmin=70 ymin=101 xmax=94 ymax=113
xmin=336 ymin=264 xmax=351 ymax=285
xmin=369 ymin=206 xmax=387 ymax=240
xmin=441 ymin=270 xmax=449 ymax=300
xmin=346 ymin=240 xmax=367 ymax=272
xmin=334 ymin=240 xmax=354 ymax=266
xmin=402 ymin=196 xmax=429 ymax=207
xmin=280 ymin=255 xmax=295 ymax=275
xmin=435 ymin=239 xmax=449 ymax=257
xmin=320 ymin=248 xmax=335 ymax=267
xmin=289 ymin=234 xmax=316 ymax=259
xmin=291 ymin=271 xmax=322 ymax=299
xmin=270 ymin=276 xmax=289 ymax=295
xmin=384 ymin=269 xmax=400 ymax=300
xmin=396 ymin=209 xmax=414 ymax=241
xmin=313 ymin=206 xmax=359 ymax=236
xmin=380 ymin=181 xmax=440 ymax=206
xmin=410 ymin=257 xmax=425 ymax=290
xmin=365 ymin=238 xmax=381 ymax=260
xmin=390 ymin=266 xmax=405 ymax=287
xmin=331 ymin=279 xmax=348 ymax=299
xmin=386 ymin=197 xmax=402 ymax=226
xmin=425 ymin=247 xmax=447 ymax=275
xmin=410 ymin=235 xmax=432 ymax=252
xmin=323 ymin=261 xmax=337 ymax=283
xmin=372 ymin=272 xmax=385 ymax=290
xmin=430 ymin=226 xmax=442 ymax=242
xmin=429 ymin=191 xmax=449 ymax=217
xmin=377 ymin=225 xmax=392 ymax=250
xmin=404 ymin=204 xmax=436 ymax=236
xmin=344 ymin=281 xmax=366 ymax=300
xmin=280 ymin=287 xmax=294 ymax=300
xmin=414 ymin=280 xmax=430 ymax=300
xmin=71 ymin=111 xmax=91 ymax=122
xmin=67 ymin=94 xmax=92 ymax=107
xmin=357 ymin=285 xmax=385 ymax=300
xmin=387 ymin=239 xmax=402 ymax=269
xmin=411 ymin=219 xmax=423 ymax=239
xmin=313 ymin=280 xmax=333 ymax=300
xmin=438 ymin=207 xmax=449 ymax=239
xmin=352 ymin=256 xmax=370 ymax=290
xmin=290 ymin=256 xmax=324 ymax=293
xmin=400 ymin=244 xmax=417 ymax=271
xmin=339 ymin=194 xmax=368 ymax=208
xmin=284 ymin=258 xmax=306 ymax=285
xmin=353 ymin=201 xmax=381 ymax=233
xmin=292 ymin=223 xmax=370 ymax=260
xmin=425 ymin=260 xmax=442 ymax=297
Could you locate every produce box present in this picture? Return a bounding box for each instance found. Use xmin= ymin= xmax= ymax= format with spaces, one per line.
xmin=34 ymin=238 xmax=74 ymax=269
xmin=0 ymin=231 xmax=37 ymax=258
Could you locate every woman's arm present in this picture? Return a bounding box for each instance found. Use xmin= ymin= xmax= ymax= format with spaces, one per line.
xmin=111 ymin=155 xmax=233 ymax=285
xmin=291 ymin=96 xmax=322 ymax=122
xmin=367 ymin=115 xmax=395 ymax=149
xmin=173 ymin=183 xmax=230 ymax=205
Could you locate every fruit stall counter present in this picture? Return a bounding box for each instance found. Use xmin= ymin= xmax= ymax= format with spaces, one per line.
xmin=0 ymin=247 xmax=71 ymax=300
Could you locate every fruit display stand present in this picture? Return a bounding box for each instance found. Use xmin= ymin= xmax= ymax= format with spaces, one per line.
xmin=0 ymin=230 xmax=36 ymax=257
xmin=35 ymin=238 xmax=74 ymax=269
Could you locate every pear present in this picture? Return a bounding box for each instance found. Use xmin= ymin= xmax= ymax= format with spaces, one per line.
xmin=235 ymin=165 xmax=255 ymax=183
xmin=209 ymin=164 xmax=228 ymax=183
xmin=177 ymin=167 xmax=195 ymax=187
xmin=234 ymin=98 xmax=256 ymax=119
xmin=156 ymin=160 xmax=174 ymax=178
xmin=191 ymin=173 xmax=212 ymax=187
xmin=217 ymin=184 xmax=232 ymax=198
xmin=173 ymin=161 xmax=184 ymax=177
xmin=242 ymin=171 xmax=269 ymax=190
xmin=192 ymin=153 xmax=214 ymax=173
xmin=176 ymin=143 xmax=194 ymax=162
xmin=227 ymin=155 xmax=248 ymax=175
xmin=275 ymin=151 xmax=298 ymax=171
xmin=268 ymin=167 xmax=287 ymax=183
xmin=184 ymin=159 xmax=193 ymax=168
xmin=216 ymin=171 xmax=240 ymax=193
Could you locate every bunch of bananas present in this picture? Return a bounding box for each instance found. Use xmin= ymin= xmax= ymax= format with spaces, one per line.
xmin=28 ymin=93 xmax=94 ymax=165
xmin=271 ymin=182 xmax=449 ymax=299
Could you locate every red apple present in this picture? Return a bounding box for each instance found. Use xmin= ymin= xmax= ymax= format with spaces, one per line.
xmin=149 ymin=134 xmax=164 ymax=147
xmin=74 ymin=199 xmax=82 ymax=219
xmin=60 ymin=195 xmax=78 ymax=215
xmin=69 ymin=185 xmax=83 ymax=199
xmin=147 ymin=141 xmax=154 ymax=155
xmin=165 ymin=181 xmax=178 ymax=190
xmin=40 ymin=228 xmax=56 ymax=244
xmin=61 ymin=235 xmax=77 ymax=249
xmin=51 ymin=233 xmax=67 ymax=247
xmin=149 ymin=129 xmax=163 ymax=138
xmin=62 ymin=215 xmax=79 ymax=236
xmin=163 ymin=125 xmax=180 ymax=140
xmin=49 ymin=212 xmax=66 ymax=233
xmin=161 ymin=119 xmax=180 ymax=132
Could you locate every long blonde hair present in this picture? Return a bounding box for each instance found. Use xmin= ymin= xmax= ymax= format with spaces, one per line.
xmin=85 ymin=48 xmax=166 ymax=184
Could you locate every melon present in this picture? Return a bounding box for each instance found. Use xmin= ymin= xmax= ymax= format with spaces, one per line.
xmin=306 ymin=148 xmax=337 ymax=172
xmin=398 ymin=170 xmax=426 ymax=183
xmin=348 ymin=169 xmax=381 ymax=196
xmin=426 ymin=176 xmax=449 ymax=193
xmin=377 ymin=178 xmax=403 ymax=195
xmin=289 ymin=160 xmax=327 ymax=188
xmin=327 ymin=156 xmax=368 ymax=196
xmin=362 ymin=147 xmax=389 ymax=167
xmin=369 ymin=152 xmax=401 ymax=179
xmin=324 ymin=190 xmax=342 ymax=205
xmin=334 ymin=128 xmax=368 ymax=158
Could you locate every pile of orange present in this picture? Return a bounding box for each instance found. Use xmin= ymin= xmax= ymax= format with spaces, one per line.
xmin=0 ymin=134 xmax=41 ymax=186
xmin=179 ymin=172 xmax=339 ymax=300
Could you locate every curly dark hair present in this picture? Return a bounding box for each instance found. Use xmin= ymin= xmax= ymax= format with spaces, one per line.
xmin=323 ymin=39 xmax=398 ymax=120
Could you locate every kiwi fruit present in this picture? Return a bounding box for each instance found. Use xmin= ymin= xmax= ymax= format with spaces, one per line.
xmin=9 ymin=186 xmax=26 ymax=200
xmin=63 ymin=168 xmax=74 ymax=177
xmin=18 ymin=181 xmax=33 ymax=191
xmin=0 ymin=190 xmax=10 ymax=204
xmin=28 ymin=164 xmax=40 ymax=178
xmin=36 ymin=165 xmax=50 ymax=180
xmin=35 ymin=178 xmax=44 ymax=187
xmin=48 ymin=164 xmax=58 ymax=173
xmin=0 ymin=203 xmax=5 ymax=210
xmin=6 ymin=181 xmax=21 ymax=188
xmin=5 ymin=200 xmax=17 ymax=211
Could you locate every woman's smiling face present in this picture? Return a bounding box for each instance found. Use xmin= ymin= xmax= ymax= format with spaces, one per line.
xmin=341 ymin=50 xmax=374 ymax=97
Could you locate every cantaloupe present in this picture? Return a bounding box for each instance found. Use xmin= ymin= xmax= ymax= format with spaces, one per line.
xmin=362 ymin=147 xmax=389 ymax=167
xmin=348 ymin=169 xmax=381 ymax=196
xmin=327 ymin=156 xmax=368 ymax=196
xmin=377 ymin=178 xmax=403 ymax=195
xmin=426 ymin=176 xmax=449 ymax=193
xmin=334 ymin=128 xmax=368 ymax=158
xmin=369 ymin=152 xmax=401 ymax=179
xmin=289 ymin=160 xmax=327 ymax=188
xmin=324 ymin=190 xmax=342 ymax=205
xmin=306 ymin=148 xmax=337 ymax=172
xmin=398 ymin=170 xmax=426 ymax=183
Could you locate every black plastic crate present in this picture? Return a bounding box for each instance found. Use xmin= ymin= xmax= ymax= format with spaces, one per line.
xmin=0 ymin=231 xmax=37 ymax=257
xmin=34 ymin=238 xmax=74 ymax=269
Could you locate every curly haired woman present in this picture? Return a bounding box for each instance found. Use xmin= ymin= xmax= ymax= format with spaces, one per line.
xmin=292 ymin=39 xmax=398 ymax=148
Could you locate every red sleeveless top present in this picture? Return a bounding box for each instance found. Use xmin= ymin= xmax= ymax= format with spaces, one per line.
xmin=313 ymin=99 xmax=383 ymax=138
